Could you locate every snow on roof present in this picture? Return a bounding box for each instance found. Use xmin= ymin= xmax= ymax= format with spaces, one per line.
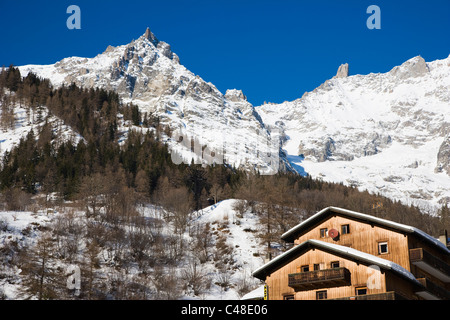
xmin=241 ymin=285 xmax=265 ymax=300
xmin=308 ymin=239 xmax=419 ymax=283
xmin=281 ymin=206 xmax=450 ymax=254
xmin=252 ymin=239 xmax=420 ymax=285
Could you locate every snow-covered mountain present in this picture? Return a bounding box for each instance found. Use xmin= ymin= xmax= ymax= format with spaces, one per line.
xmin=18 ymin=28 xmax=450 ymax=210
xmin=257 ymin=55 xmax=450 ymax=210
xmin=18 ymin=28 xmax=283 ymax=175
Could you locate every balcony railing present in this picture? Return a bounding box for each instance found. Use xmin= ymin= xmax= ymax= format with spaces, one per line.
xmin=409 ymin=248 xmax=450 ymax=283
xmin=332 ymin=291 xmax=407 ymax=300
xmin=416 ymin=278 xmax=450 ymax=300
xmin=288 ymin=267 xmax=351 ymax=291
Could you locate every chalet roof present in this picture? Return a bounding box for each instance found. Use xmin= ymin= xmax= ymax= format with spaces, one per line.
xmin=281 ymin=206 xmax=450 ymax=254
xmin=252 ymin=239 xmax=420 ymax=286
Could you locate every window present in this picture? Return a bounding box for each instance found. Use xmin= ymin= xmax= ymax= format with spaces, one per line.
xmin=320 ymin=228 xmax=328 ymax=238
xmin=313 ymin=263 xmax=321 ymax=271
xmin=331 ymin=261 xmax=340 ymax=269
xmin=301 ymin=265 xmax=309 ymax=272
xmin=341 ymin=224 xmax=350 ymax=235
xmin=355 ymin=287 xmax=367 ymax=296
xmin=316 ymin=290 xmax=327 ymax=300
xmin=378 ymin=241 xmax=389 ymax=254
xmin=284 ymin=294 xmax=295 ymax=300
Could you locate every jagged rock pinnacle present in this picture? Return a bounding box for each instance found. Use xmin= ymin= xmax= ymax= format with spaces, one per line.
xmin=143 ymin=27 xmax=159 ymax=45
xmin=334 ymin=63 xmax=349 ymax=78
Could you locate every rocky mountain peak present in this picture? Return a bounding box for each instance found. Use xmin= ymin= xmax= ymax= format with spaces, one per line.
xmin=138 ymin=28 xmax=178 ymax=63
xmin=333 ymin=63 xmax=349 ymax=78
xmin=225 ymin=89 xmax=248 ymax=102
xmin=143 ymin=27 xmax=159 ymax=46
xmin=389 ymin=55 xmax=429 ymax=79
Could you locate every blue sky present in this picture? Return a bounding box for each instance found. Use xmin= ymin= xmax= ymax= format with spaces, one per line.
xmin=1 ymin=0 xmax=449 ymax=106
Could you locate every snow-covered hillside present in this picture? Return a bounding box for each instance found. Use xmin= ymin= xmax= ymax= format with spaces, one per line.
xmin=188 ymin=199 xmax=266 ymax=299
xmin=0 ymin=102 xmax=83 ymax=157
xmin=257 ymin=55 xmax=450 ymax=210
xmin=0 ymin=199 xmax=267 ymax=300
xmin=0 ymin=209 xmax=52 ymax=298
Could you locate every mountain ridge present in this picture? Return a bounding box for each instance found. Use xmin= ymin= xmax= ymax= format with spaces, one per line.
xmin=17 ymin=28 xmax=450 ymax=210
xmin=257 ymin=53 xmax=450 ymax=210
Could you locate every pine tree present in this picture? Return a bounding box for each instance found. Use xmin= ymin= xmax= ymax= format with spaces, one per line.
xmin=438 ymin=203 xmax=450 ymax=233
xmin=185 ymin=165 xmax=208 ymax=210
xmin=131 ymin=104 xmax=141 ymax=126
xmin=5 ymin=65 xmax=21 ymax=92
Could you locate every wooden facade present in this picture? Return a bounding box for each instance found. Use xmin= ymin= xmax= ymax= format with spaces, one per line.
xmin=253 ymin=207 xmax=450 ymax=300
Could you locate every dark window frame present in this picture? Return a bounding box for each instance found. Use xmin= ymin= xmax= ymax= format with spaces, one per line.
xmin=330 ymin=261 xmax=340 ymax=268
xmin=355 ymin=287 xmax=368 ymax=296
xmin=300 ymin=265 xmax=310 ymax=272
xmin=316 ymin=290 xmax=327 ymax=300
xmin=341 ymin=224 xmax=350 ymax=235
xmin=378 ymin=241 xmax=389 ymax=254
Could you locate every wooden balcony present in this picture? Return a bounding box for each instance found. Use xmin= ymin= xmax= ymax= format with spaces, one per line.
xmin=288 ymin=267 xmax=351 ymax=291
xmin=415 ymin=278 xmax=450 ymax=300
xmin=332 ymin=291 xmax=407 ymax=300
xmin=409 ymin=248 xmax=450 ymax=283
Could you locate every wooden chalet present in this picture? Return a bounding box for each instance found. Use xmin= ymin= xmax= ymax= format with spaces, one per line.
xmin=252 ymin=206 xmax=450 ymax=300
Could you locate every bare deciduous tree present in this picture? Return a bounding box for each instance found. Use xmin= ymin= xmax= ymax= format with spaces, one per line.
xmin=182 ymin=258 xmax=210 ymax=296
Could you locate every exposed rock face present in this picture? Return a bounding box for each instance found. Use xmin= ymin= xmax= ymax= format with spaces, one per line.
xmin=435 ymin=135 xmax=450 ymax=175
xmin=389 ymin=55 xmax=429 ymax=79
xmin=296 ymin=132 xmax=392 ymax=162
xmin=144 ymin=27 xmax=159 ymax=46
xmin=225 ymin=89 xmax=247 ymax=102
xmin=334 ymin=63 xmax=349 ymax=78
xmin=157 ymin=41 xmax=175 ymax=60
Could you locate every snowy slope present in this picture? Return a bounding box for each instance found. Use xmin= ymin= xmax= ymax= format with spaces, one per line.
xmin=192 ymin=199 xmax=265 ymax=277
xmin=0 ymin=209 xmax=52 ymax=298
xmin=0 ymin=199 xmax=266 ymax=300
xmin=188 ymin=199 xmax=265 ymax=299
xmin=0 ymin=102 xmax=84 ymax=156
xmin=257 ymin=55 xmax=450 ymax=210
